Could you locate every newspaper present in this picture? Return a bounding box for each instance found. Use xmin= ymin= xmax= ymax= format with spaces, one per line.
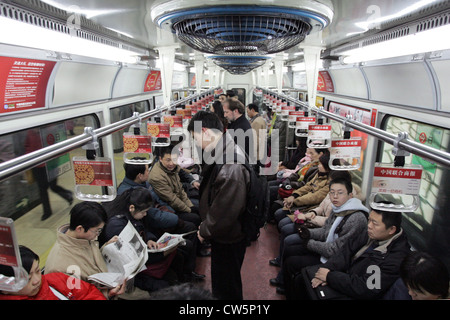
xmin=88 ymin=221 xmax=148 ymax=288
xmin=147 ymin=230 xmax=197 ymax=253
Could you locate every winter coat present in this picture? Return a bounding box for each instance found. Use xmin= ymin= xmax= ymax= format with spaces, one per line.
xmin=149 ymin=161 xmax=193 ymax=213
xmin=45 ymin=225 xmax=108 ymax=283
xmin=0 ymin=273 xmax=106 ymax=300
xmin=249 ymin=114 xmax=267 ymax=162
xmin=307 ymin=198 xmax=370 ymax=260
xmin=198 ymin=132 xmax=250 ymax=244
xmin=291 ymin=172 xmax=330 ymax=209
xmin=323 ymin=228 xmax=411 ymax=300
xmin=117 ymin=177 xmax=178 ymax=229
xmin=227 ymin=113 xmax=254 ymax=160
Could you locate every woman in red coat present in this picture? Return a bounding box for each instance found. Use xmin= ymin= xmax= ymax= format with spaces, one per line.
xmin=0 ymin=246 xmax=105 ymax=300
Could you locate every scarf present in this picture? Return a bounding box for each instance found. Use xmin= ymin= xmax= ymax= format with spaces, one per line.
xmin=320 ymin=198 xmax=369 ymax=263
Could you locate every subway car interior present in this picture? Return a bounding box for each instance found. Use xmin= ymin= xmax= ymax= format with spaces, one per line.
xmin=0 ymin=0 xmax=449 ymax=301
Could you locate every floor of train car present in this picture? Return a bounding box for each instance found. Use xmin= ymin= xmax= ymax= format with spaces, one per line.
xmin=194 ymin=223 xmax=285 ymax=300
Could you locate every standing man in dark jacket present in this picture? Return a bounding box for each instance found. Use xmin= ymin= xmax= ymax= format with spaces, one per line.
xmin=188 ymin=111 xmax=250 ymax=300
xmin=223 ymin=98 xmax=254 ymax=163
xmin=303 ymin=204 xmax=411 ymax=300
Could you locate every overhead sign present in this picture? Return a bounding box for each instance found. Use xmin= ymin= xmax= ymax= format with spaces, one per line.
xmin=0 ymin=57 xmax=56 ymax=115
xmin=144 ymin=70 xmax=162 ymax=92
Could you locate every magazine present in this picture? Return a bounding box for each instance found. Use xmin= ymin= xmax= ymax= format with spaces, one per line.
xmin=147 ymin=230 xmax=197 ymax=253
xmin=88 ymin=221 xmax=148 ymax=288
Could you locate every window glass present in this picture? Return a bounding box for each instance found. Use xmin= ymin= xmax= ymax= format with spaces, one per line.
xmin=380 ymin=116 xmax=450 ymax=269
xmin=109 ymin=101 xmax=150 ymax=186
xmin=0 ymin=115 xmax=98 ymax=262
xmin=327 ymin=102 xmax=375 ymax=190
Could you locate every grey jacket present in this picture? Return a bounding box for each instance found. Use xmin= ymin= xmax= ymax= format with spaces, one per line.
xmin=307 ymin=198 xmax=369 ymax=260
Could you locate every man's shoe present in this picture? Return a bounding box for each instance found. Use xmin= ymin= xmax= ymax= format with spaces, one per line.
xmin=197 ymin=248 xmax=211 ymax=257
xmin=191 ymin=272 xmax=206 ymax=281
xmin=269 ymin=259 xmax=280 ymax=267
xmin=269 ymin=278 xmax=281 ymax=287
xmin=276 ymin=287 xmax=286 ymax=295
xmin=41 ymin=212 xmax=52 ymax=221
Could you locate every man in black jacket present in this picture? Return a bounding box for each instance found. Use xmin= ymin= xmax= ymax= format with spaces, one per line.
xmin=188 ymin=111 xmax=250 ymax=300
xmin=298 ymin=204 xmax=411 ymax=300
xmin=223 ymin=98 xmax=254 ymax=163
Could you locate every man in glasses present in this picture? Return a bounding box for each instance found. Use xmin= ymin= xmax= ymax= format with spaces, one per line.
xmin=277 ymin=177 xmax=369 ymax=297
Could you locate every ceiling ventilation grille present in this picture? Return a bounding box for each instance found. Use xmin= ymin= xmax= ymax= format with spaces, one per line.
xmin=174 ymin=15 xmax=311 ymax=55
xmin=211 ymin=56 xmax=269 ymax=74
xmin=153 ymin=2 xmax=334 ymax=56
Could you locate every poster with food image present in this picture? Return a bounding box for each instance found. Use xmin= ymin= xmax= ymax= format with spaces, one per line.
xmin=163 ymin=115 xmax=183 ymax=128
xmin=123 ymin=134 xmax=152 ymax=153
xmin=147 ymin=123 xmax=170 ymax=138
xmin=73 ymin=159 xmax=113 ymax=186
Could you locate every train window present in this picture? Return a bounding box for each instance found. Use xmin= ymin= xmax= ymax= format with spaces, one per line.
xmin=327 ymin=102 xmax=375 ymax=191
xmin=379 ymin=116 xmax=450 ymax=268
xmin=0 ymin=114 xmax=99 ymax=262
xmin=231 ymin=88 xmax=246 ymax=105
xmin=109 ymin=100 xmax=150 ymax=185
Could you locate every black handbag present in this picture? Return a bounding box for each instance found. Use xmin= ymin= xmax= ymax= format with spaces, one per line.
xmin=301 ymin=265 xmax=350 ymax=300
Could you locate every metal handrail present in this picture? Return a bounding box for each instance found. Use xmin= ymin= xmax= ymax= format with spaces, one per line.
xmin=259 ymin=87 xmax=450 ymax=168
xmin=0 ymin=88 xmax=217 ymax=182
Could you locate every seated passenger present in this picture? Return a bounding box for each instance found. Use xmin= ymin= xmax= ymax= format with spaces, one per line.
xmin=44 ymin=202 xmax=126 ymax=299
xmin=272 ymin=153 xmax=332 ymax=224
xmin=270 ymin=171 xmax=363 ymax=267
xmin=118 ymin=157 xmax=196 ymax=235
xmin=149 ymin=145 xmax=201 ymax=227
xmin=0 ymin=245 xmax=106 ymax=300
xmin=296 ymin=202 xmax=411 ymax=300
xmin=272 ymin=177 xmax=369 ymax=295
xmin=400 ymin=251 xmax=449 ymax=300
xmin=102 ymin=187 xmax=204 ymax=291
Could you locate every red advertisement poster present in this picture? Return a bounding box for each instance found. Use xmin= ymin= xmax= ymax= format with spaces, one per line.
xmin=317 ymin=71 xmax=334 ymax=93
xmin=0 ymin=223 xmax=18 ymax=267
xmin=144 ymin=70 xmax=162 ymax=92
xmin=147 ymin=123 xmax=170 ymax=138
xmin=123 ymin=134 xmax=152 ymax=153
xmin=73 ymin=160 xmax=113 ymax=187
xmin=163 ymin=115 xmax=183 ymax=128
xmin=0 ymin=57 xmax=56 ymax=114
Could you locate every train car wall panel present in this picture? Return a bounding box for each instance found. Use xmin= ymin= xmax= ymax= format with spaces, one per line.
xmin=52 ymin=62 xmax=119 ymax=108
xmin=430 ymin=59 xmax=450 ymax=113
xmin=112 ymin=67 xmax=149 ymax=98
xmin=362 ymin=63 xmax=435 ymax=110
xmin=327 ymin=68 xmax=368 ymax=99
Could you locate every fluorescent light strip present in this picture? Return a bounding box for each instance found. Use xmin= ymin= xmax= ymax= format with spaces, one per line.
xmin=0 ymin=16 xmax=140 ymax=63
xmin=342 ymin=24 xmax=450 ymax=64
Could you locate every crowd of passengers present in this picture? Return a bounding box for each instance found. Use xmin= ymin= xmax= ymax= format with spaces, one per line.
xmin=0 ymin=90 xmax=448 ymax=300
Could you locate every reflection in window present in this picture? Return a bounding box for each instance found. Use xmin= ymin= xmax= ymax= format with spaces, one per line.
xmin=380 ymin=116 xmax=450 ymax=270
xmin=109 ymin=101 xmax=150 ymax=186
xmin=0 ymin=115 xmax=98 ymax=262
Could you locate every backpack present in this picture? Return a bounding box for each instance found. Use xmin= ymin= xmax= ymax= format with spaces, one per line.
xmin=209 ymin=163 xmax=269 ymax=243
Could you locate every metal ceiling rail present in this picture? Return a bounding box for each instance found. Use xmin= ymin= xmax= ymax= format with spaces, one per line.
xmin=259 ymin=87 xmax=450 ymax=169
xmin=0 ymin=88 xmax=217 ymax=183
